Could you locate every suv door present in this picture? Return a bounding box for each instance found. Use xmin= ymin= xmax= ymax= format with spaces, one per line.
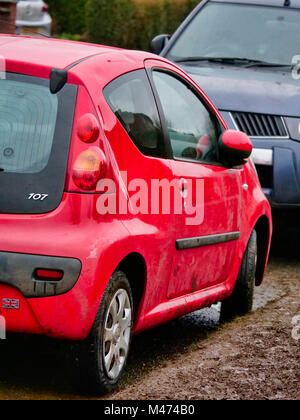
xmin=148 ymin=63 xmax=243 ymax=299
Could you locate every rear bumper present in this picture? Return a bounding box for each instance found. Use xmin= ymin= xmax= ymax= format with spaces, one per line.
xmin=15 ymin=15 xmax=52 ymax=36
xmin=0 ymin=284 xmax=43 ymax=336
xmin=0 ymin=252 xmax=81 ymax=298
xmin=0 ymin=267 xmax=98 ymax=341
xmin=0 ymin=252 xmax=87 ymax=340
xmin=15 ymin=14 xmax=52 ymax=27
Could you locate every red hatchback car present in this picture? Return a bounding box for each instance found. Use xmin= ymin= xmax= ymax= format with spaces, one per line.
xmin=0 ymin=35 xmax=272 ymax=394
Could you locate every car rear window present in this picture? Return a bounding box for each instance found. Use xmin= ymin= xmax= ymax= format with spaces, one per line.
xmin=0 ymin=73 xmax=77 ymax=214
xmin=0 ymin=79 xmax=57 ymax=174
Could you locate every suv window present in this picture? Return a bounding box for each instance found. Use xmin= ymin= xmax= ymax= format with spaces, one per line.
xmin=0 ymin=73 xmax=77 ymax=214
xmin=152 ymin=71 xmax=219 ymax=163
xmin=103 ymin=70 xmax=166 ymax=158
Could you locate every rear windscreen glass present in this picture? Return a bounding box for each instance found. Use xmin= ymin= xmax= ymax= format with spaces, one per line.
xmin=0 ymin=80 xmax=58 ymax=174
xmin=0 ymin=73 xmax=77 ymax=214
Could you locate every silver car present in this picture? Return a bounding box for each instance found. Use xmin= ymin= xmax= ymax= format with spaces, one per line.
xmin=16 ymin=0 xmax=52 ymax=37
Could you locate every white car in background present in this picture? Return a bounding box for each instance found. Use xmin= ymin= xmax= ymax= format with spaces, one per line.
xmin=16 ymin=0 xmax=52 ymax=36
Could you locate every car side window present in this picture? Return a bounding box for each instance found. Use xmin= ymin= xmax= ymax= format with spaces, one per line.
xmin=103 ymin=70 xmax=166 ymax=158
xmin=152 ymin=71 xmax=220 ymax=163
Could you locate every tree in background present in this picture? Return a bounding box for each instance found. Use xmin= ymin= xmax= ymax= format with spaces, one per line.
xmin=86 ymin=0 xmax=135 ymax=48
xmin=48 ymin=0 xmax=200 ymax=50
xmin=86 ymin=0 xmax=200 ymax=50
xmin=47 ymin=0 xmax=88 ymax=35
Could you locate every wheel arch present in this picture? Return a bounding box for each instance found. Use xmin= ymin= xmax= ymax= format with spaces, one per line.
xmin=254 ymin=215 xmax=271 ymax=286
xmin=116 ymin=252 xmax=147 ymax=323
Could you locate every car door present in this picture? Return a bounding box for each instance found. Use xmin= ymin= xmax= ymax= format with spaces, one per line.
xmin=102 ymin=68 xmax=179 ymax=310
xmin=148 ymin=64 xmax=243 ymax=299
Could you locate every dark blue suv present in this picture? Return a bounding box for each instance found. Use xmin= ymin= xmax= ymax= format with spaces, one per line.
xmin=152 ymin=0 xmax=300 ymax=232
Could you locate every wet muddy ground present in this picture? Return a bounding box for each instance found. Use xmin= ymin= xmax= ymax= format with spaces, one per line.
xmin=0 ymin=243 xmax=299 ymax=400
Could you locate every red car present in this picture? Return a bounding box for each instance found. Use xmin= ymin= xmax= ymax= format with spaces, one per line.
xmin=0 ymin=35 xmax=272 ymax=394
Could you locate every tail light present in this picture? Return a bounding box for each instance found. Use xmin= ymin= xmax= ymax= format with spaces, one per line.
xmin=77 ymin=113 xmax=100 ymax=143
xmin=72 ymin=147 xmax=107 ymax=190
xmin=42 ymin=5 xmax=49 ymax=12
xmin=65 ymin=86 xmax=112 ymax=193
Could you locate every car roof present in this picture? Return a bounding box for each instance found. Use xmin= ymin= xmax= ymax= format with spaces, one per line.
xmin=0 ymin=35 xmax=148 ymax=70
xmin=211 ymin=0 xmax=300 ymax=8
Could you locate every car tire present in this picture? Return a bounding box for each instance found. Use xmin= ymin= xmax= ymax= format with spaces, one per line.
xmin=73 ymin=271 xmax=133 ymax=395
xmin=220 ymin=230 xmax=257 ymax=322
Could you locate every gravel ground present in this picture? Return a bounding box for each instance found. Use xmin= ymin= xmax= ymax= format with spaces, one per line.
xmin=113 ymin=257 xmax=300 ymax=400
xmin=0 ymin=250 xmax=299 ymax=400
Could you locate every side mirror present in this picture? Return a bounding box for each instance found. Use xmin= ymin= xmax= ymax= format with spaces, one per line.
xmin=219 ymin=130 xmax=253 ymax=166
xmin=150 ymin=34 xmax=170 ymax=55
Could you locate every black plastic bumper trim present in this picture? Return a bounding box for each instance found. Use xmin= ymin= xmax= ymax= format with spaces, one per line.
xmin=0 ymin=252 xmax=82 ymax=298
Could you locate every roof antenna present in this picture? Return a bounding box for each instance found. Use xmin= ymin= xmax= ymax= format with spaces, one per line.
xmin=284 ymin=0 xmax=291 ymax=6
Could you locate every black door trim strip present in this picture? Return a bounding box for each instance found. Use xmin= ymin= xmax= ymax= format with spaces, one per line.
xmin=176 ymin=232 xmax=241 ymax=250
